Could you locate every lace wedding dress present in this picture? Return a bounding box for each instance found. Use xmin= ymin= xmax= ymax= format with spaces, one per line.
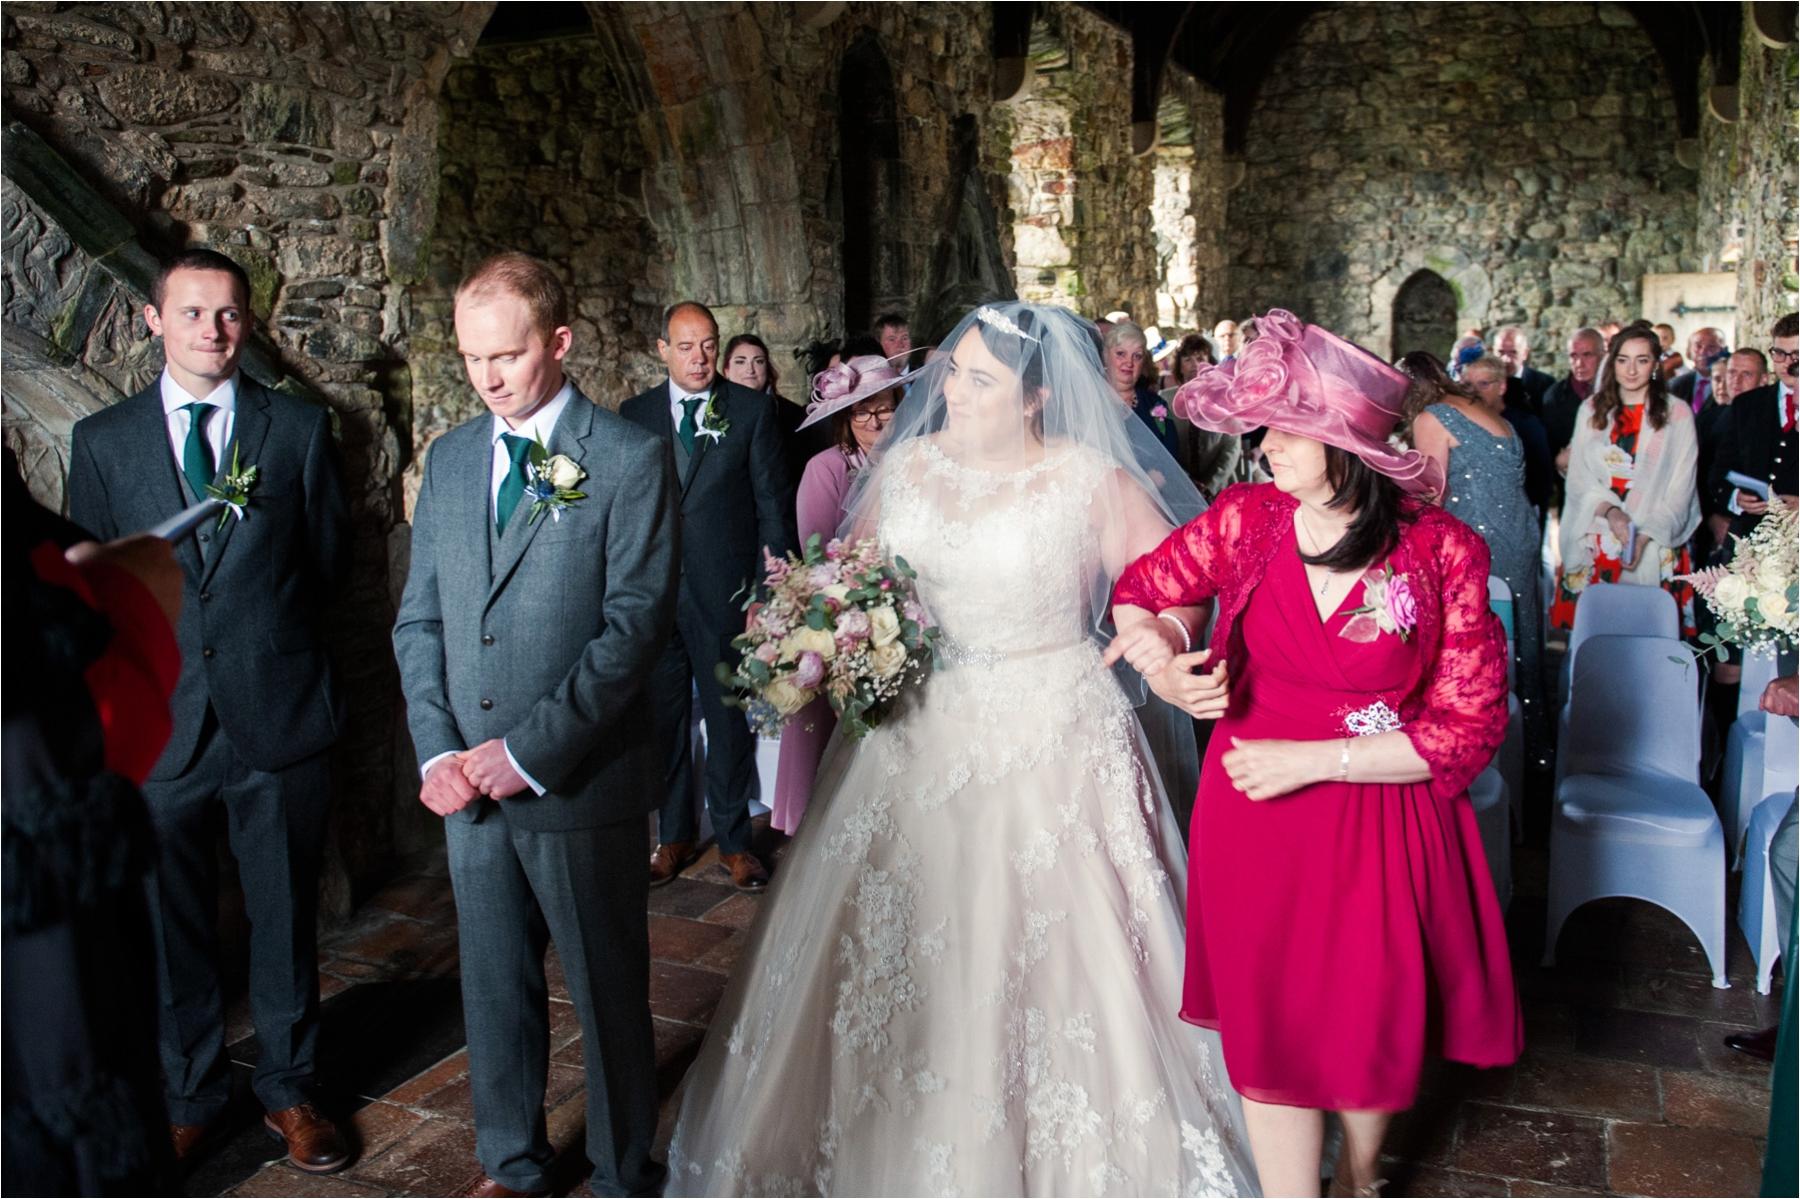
xmin=665 ymin=439 xmax=1257 ymax=1197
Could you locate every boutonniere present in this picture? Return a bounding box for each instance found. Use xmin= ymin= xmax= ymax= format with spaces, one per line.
xmin=523 ymin=437 xmax=588 ymax=524
xmin=204 ymin=443 xmax=259 ymax=529
xmin=1340 ymin=563 xmax=1418 ymax=644
xmin=695 ymin=390 xmax=729 ymax=443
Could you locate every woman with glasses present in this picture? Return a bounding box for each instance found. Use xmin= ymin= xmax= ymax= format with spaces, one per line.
xmin=769 ymin=353 xmax=917 ymax=834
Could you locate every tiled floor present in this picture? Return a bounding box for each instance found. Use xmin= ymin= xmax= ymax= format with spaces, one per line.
xmin=193 ymin=772 xmax=1782 ymax=1199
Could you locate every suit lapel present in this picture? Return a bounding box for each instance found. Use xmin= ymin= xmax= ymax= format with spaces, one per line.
xmin=199 ymin=382 xmax=273 ymax=589
xmin=486 ymin=392 xmax=595 ymax=612
xmin=679 ymin=381 xmax=721 ymax=500
xmin=124 ymin=389 xmax=205 ymax=577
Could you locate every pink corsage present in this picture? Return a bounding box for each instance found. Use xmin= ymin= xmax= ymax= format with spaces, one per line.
xmin=1341 ymin=564 xmax=1417 ymax=644
xmin=1151 ymin=403 xmax=1169 ymax=420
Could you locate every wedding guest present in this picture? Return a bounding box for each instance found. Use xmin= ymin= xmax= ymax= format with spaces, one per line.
xmin=1670 ymin=326 xmax=1728 ymax=409
xmin=1714 ymin=312 xmax=1798 ymax=543
xmin=1105 ymin=320 xmax=1183 ymax=460
xmin=1551 ymin=322 xmax=1701 ymax=635
xmin=1494 ymin=325 xmax=1553 ymax=411
xmin=393 ymin=253 xmax=678 ymax=1197
xmin=729 ymin=332 xmax=828 ymax=508
xmin=1654 ymin=322 xmax=1683 ymax=380
xmin=1163 ymin=334 xmax=1241 ymax=497
xmin=769 ymin=354 xmax=912 ymax=834
xmin=623 ymin=302 xmax=796 ymax=892
xmin=1464 ymin=353 xmax=1552 ymax=514
xmin=1403 ymin=352 xmax=1547 ymax=763
xmin=1111 ymin=308 xmax=1519 ymax=1199
xmin=1695 ymin=348 xmax=1762 ymax=562
xmin=1212 ymin=318 xmax=1243 ymax=363
xmin=66 ymin=248 xmax=352 ymax=1173
xmin=873 ymin=312 xmax=911 ymax=361
xmin=1447 ymin=333 xmax=1484 ymax=377
xmin=1543 ymin=327 xmax=1606 ymax=469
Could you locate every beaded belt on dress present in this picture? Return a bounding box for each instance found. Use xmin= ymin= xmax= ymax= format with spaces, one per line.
xmin=937 ymin=634 xmax=1086 ymax=667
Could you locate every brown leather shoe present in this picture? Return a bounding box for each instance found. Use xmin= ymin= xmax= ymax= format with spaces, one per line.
xmin=465 ymin=1176 xmax=548 ymax=1198
xmin=1724 ymin=1025 xmax=1780 ymax=1061
xmin=649 ymin=841 xmax=695 ymax=887
xmin=721 ymin=850 xmax=769 ymax=891
xmin=262 ymin=1103 xmax=351 ymax=1174
xmin=169 ymin=1122 xmax=208 ymax=1161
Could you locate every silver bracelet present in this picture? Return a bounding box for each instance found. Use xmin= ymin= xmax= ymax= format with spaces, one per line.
xmin=1337 ymin=738 xmax=1351 ymax=781
xmin=1156 ymin=612 xmax=1191 ymax=654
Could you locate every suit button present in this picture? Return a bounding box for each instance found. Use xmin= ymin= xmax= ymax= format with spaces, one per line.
xmin=480 ymin=698 xmax=493 ymax=710
xmin=200 ymin=591 xmax=212 ymax=603
xmin=482 ymin=635 xmax=495 ymax=646
xmin=202 ymin=647 xmax=215 ymax=659
xmin=198 ymin=532 xmax=211 ymax=543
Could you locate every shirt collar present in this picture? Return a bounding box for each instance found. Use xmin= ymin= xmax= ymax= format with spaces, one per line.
xmin=668 ymin=376 xmax=716 ymax=405
xmin=160 ymin=368 xmax=239 ymax=415
xmin=492 ymin=381 xmax=575 ymax=449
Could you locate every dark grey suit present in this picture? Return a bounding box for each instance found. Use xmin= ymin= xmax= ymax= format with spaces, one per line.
xmin=393 ymin=389 xmax=678 ymax=1195
xmin=620 ymin=377 xmax=794 ymax=855
xmin=66 ymin=376 xmax=349 ymax=1124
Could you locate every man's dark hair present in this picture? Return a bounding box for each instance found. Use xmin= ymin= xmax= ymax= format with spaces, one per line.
xmin=150 ymin=247 xmax=252 ymax=312
xmin=661 ymin=301 xmax=718 ymax=343
xmin=1731 ymin=347 xmax=1769 ymax=370
xmin=841 ymin=334 xmax=884 ymax=359
xmin=1773 ymin=312 xmax=1799 ymax=340
xmin=872 ymin=312 xmax=909 ymax=335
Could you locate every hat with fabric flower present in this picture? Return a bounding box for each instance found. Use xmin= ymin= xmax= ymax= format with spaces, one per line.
xmin=1171 ymin=308 xmax=1444 ymax=497
xmin=798 ymin=352 xmax=921 ymax=431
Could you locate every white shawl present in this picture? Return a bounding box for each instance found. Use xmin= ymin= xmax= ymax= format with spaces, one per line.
xmin=1558 ymin=396 xmax=1701 ymax=584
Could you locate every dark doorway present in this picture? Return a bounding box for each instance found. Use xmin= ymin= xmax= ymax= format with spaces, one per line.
xmin=838 ymin=33 xmax=903 ymax=338
xmin=1391 ymin=269 xmax=1459 ymax=361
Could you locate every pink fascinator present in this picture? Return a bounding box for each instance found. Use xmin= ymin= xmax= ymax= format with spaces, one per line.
xmin=799 ymin=352 xmax=921 ymax=430
xmin=1171 ymin=308 xmax=1443 ymax=497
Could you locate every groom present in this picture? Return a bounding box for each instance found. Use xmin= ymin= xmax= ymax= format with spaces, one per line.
xmin=621 ymin=302 xmax=794 ymax=891
xmin=393 ymin=253 xmax=678 ymax=1197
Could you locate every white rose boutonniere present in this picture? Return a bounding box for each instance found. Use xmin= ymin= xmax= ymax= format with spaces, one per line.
xmin=523 ymin=439 xmax=588 ymax=524
xmin=695 ymin=391 xmax=730 ymax=443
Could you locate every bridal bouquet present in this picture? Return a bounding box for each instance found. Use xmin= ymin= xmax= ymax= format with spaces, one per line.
xmin=720 ymin=534 xmax=938 ymax=740
xmin=1680 ymin=499 xmax=1798 ymax=659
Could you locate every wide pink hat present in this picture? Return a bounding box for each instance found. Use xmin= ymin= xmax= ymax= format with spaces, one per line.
xmin=798 ymin=353 xmax=920 ymax=430
xmin=1171 ymin=308 xmax=1443 ymax=497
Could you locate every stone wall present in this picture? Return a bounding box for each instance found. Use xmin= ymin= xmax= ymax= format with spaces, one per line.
xmin=1226 ymin=1 xmax=1700 ymax=367
xmin=1728 ymin=12 xmax=1799 ymax=342
xmin=406 ymin=33 xmax=669 ymax=469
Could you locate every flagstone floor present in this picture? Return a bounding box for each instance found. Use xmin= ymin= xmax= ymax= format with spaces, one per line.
xmin=183 ymin=806 xmax=1780 ymax=1199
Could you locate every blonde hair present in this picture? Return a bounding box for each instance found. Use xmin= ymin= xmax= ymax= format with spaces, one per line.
xmin=455 ymin=251 xmax=569 ymax=339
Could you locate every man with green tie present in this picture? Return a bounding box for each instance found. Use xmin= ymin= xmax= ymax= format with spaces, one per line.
xmin=66 ymin=248 xmax=352 ymax=1172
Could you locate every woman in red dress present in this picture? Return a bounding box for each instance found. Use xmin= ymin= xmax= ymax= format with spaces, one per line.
xmin=1106 ymin=310 xmax=1522 ymax=1197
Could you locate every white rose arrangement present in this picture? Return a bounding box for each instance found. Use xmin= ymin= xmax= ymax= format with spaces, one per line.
xmin=1680 ymin=499 xmax=1798 ymax=659
xmin=719 ymin=533 xmax=940 ymax=740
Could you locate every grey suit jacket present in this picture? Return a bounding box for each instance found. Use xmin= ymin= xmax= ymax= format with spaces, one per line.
xmin=392 ymin=388 xmax=679 ymax=830
xmin=66 ymin=377 xmax=350 ymax=778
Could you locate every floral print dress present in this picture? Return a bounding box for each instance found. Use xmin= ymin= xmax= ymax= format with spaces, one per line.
xmin=1550 ymin=404 xmax=1697 ymax=635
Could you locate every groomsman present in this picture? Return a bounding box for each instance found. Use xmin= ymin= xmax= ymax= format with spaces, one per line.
xmin=393 ymin=253 xmax=678 ymax=1197
xmin=66 ymin=248 xmax=352 ymax=1171
xmin=621 ymin=302 xmax=795 ymax=891
xmin=1715 ymin=312 xmax=1798 ymax=540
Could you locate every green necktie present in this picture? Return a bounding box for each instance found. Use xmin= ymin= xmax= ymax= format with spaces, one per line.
xmin=181 ymin=402 xmax=215 ymax=500
xmin=494 ymin=432 xmax=534 ymax=535
xmin=678 ymin=395 xmax=703 ymax=456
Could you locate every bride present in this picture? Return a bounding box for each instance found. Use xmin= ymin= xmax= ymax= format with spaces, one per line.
xmin=665 ymin=303 xmax=1258 ymax=1197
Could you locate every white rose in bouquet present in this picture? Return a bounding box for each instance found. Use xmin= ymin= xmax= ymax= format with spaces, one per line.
xmin=869 ymin=604 xmax=902 ymax=647
xmin=1755 ymin=587 xmax=1791 ymax=622
xmin=764 ymin=677 xmax=814 ymax=717
xmin=781 ymin=626 xmax=837 ymax=661
xmin=869 ymin=640 xmax=908 ymax=678
xmin=543 ymin=453 xmax=586 ymax=489
xmin=821 ymin=583 xmax=852 ymax=604
xmin=1714 ymin=574 xmax=1752 ymax=613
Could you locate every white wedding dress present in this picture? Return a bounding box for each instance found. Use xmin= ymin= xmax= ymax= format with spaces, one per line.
xmin=665 ymin=439 xmax=1257 ymax=1197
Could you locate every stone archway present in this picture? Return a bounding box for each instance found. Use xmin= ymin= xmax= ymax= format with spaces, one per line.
xmin=1390 ymin=269 xmax=1459 ymax=361
xmin=837 ymin=32 xmax=905 ymax=336
xmin=1005 ymin=17 xmax=1080 ymax=311
xmin=1151 ymin=91 xmax=1200 ymax=329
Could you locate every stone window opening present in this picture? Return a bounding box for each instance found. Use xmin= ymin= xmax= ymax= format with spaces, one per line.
xmin=1391 ymin=268 xmax=1460 ymax=363
xmin=837 ymin=32 xmax=906 ymax=338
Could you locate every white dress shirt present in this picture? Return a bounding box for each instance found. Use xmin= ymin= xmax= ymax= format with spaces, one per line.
xmin=667 ymin=376 xmax=715 ymax=430
xmin=420 ymin=380 xmax=576 ymax=798
xmin=160 ymin=369 xmax=239 ymax=485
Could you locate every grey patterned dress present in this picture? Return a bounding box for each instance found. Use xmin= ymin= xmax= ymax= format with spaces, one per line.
xmin=1435 ymin=403 xmax=1546 ymax=756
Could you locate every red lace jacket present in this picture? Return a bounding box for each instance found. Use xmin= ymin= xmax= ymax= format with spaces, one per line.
xmin=1112 ymin=482 xmax=1509 ymax=802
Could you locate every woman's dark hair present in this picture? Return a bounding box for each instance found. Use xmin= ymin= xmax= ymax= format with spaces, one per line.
xmin=1175 ymin=333 xmax=1214 ymax=382
xmin=1296 ymin=446 xmax=1405 ymax=573
xmin=841 ymin=333 xmax=885 ymax=359
xmin=1395 ymin=350 xmax=1480 ymax=424
xmin=1590 ymin=322 xmax=1669 ymax=432
xmin=723 ymin=333 xmax=778 ymax=394
xmin=970 ymin=306 xmax=1047 ymax=436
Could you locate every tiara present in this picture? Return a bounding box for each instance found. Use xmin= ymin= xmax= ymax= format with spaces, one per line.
xmin=975 ymin=305 xmax=1038 ymax=342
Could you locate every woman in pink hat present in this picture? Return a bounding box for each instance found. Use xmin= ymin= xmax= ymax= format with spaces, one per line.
xmin=1107 ymin=310 xmax=1521 ymax=1197
xmin=768 ymin=353 xmax=913 ymax=834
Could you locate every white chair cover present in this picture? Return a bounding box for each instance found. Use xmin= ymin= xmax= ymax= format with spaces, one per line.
xmin=1471 ymin=767 xmax=1512 ymax=911
xmin=1560 ymin=582 xmax=1679 ymax=717
xmin=1739 ymin=788 xmax=1797 ymax=994
xmin=1560 ymin=635 xmax=1701 ymax=783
